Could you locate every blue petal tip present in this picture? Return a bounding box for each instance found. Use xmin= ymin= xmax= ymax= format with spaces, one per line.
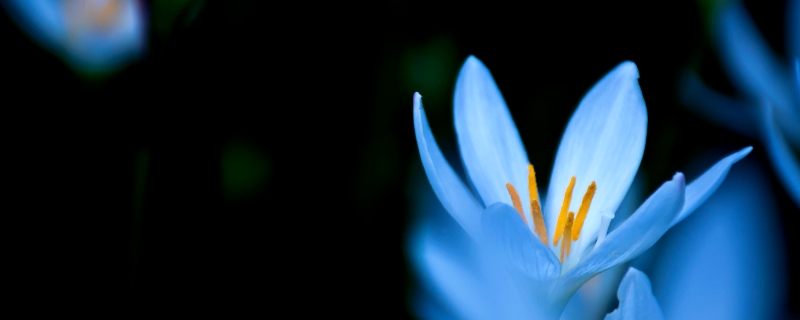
xmin=673 ymin=172 xmax=686 ymax=186
xmin=616 ymin=61 xmax=640 ymax=79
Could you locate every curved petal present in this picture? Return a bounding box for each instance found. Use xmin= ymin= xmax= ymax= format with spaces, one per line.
xmin=678 ymin=71 xmax=758 ymax=139
xmin=669 ymin=146 xmax=752 ymax=227
xmin=454 ymin=56 xmax=533 ymax=225
xmin=604 ymin=268 xmax=664 ymax=320
xmin=650 ymin=159 xmax=786 ymax=319
xmin=481 ymin=203 xmax=561 ymax=281
xmin=407 ymin=177 xmax=546 ymax=320
xmin=760 ymin=103 xmax=800 ymax=207
xmin=414 ymin=93 xmax=485 ymax=239
xmin=544 ymin=61 xmax=647 ymax=255
xmin=716 ymin=2 xmax=794 ymax=113
xmin=558 ymin=173 xmax=685 ymax=293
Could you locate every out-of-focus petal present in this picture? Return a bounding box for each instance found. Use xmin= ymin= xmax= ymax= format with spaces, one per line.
xmin=760 ymin=103 xmax=800 ymax=206
xmin=559 ymin=173 xmax=684 ymax=294
xmin=788 ymin=0 xmax=800 ymax=59
xmin=678 ymin=71 xmax=758 ymax=139
xmin=481 ymin=203 xmax=561 ymax=281
xmin=650 ymin=158 xmax=786 ymax=319
xmin=3 ymin=0 xmax=146 ymax=73
xmin=669 ymin=146 xmax=752 ymax=227
xmin=414 ymin=93 xmax=485 ymax=239
xmin=604 ymin=268 xmax=664 ymax=320
xmin=454 ymin=56 xmax=533 ymax=226
xmin=408 ymin=173 xmax=543 ymax=320
xmin=716 ymin=2 xmax=794 ymax=113
xmin=544 ymin=61 xmax=647 ymax=255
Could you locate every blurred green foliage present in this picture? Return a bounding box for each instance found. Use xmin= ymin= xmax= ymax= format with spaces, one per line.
xmin=221 ymin=138 xmax=270 ymax=202
xmin=152 ymin=0 xmax=206 ymax=38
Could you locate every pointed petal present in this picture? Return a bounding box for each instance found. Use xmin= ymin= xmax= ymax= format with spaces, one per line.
xmin=604 ymin=268 xmax=664 ymax=320
xmin=481 ymin=203 xmax=561 ymax=281
xmin=559 ymin=173 xmax=685 ymax=293
xmin=414 ymin=93 xmax=484 ymax=239
xmin=544 ymin=61 xmax=647 ymax=254
xmin=678 ymin=71 xmax=758 ymax=139
xmin=760 ymin=103 xmax=800 ymax=207
xmin=669 ymin=147 xmax=752 ymax=227
xmin=650 ymin=159 xmax=786 ymax=319
xmin=716 ymin=2 xmax=794 ymax=112
xmin=454 ymin=56 xmax=532 ymax=225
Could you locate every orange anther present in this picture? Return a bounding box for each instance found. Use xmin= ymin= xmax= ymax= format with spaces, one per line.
xmin=572 ymin=181 xmax=597 ymax=241
xmin=553 ymin=176 xmax=576 ymax=245
xmin=506 ymin=183 xmax=528 ymax=224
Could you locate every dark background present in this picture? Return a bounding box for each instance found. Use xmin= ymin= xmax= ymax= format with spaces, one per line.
xmin=3 ymin=0 xmax=797 ymax=317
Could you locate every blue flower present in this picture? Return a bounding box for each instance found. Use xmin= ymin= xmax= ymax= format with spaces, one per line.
xmin=680 ymin=0 xmax=800 ymax=206
xmin=2 ymin=0 xmax=147 ymax=73
xmin=413 ymin=56 xmax=751 ymax=317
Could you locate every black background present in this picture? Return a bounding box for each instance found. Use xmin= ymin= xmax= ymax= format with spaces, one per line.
xmin=2 ymin=0 xmax=797 ymax=317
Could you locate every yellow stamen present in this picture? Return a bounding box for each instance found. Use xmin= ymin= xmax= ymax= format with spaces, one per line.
xmin=528 ymin=165 xmax=540 ymax=202
xmin=572 ymin=181 xmax=597 ymax=241
xmin=553 ymin=176 xmax=576 ymax=245
xmin=531 ymin=199 xmax=548 ymax=245
xmin=506 ymin=183 xmax=527 ymax=224
xmin=528 ymin=165 xmax=548 ymax=245
xmin=560 ymin=212 xmax=574 ymax=262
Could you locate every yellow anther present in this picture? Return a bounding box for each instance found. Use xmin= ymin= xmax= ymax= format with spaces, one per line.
xmin=531 ymin=199 xmax=548 ymax=245
xmin=572 ymin=181 xmax=597 ymax=241
xmin=506 ymin=183 xmax=528 ymax=224
xmin=528 ymin=165 xmax=539 ymax=202
xmin=528 ymin=164 xmax=548 ymax=245
xmin=553 ymin=176 xmax=576 ymax=245
xmin=560 ymin=212 xmax=575 ymax=263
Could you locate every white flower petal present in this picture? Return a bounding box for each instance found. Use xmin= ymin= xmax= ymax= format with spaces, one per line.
xmin=414 ymin=93 xmax=485 ymax=239
xmin=481 ymin=203 xmax=561 ymax=281
xmin=544 ymin=61 xmax=647 ymax=255
xmin=454 ymin=56 xmax=533 ymax=225
xmin=669 ymin=146 xmax=752 ymax=227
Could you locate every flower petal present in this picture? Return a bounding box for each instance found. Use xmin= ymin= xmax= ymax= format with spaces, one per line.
xmin=481 ymin=203 xmax=561 ymax=281
xmin=454 ymin=56 xmax=533 ymax=225
xmin=669 ymin=146 xmax=752 ymax=228
xmin=407 ymin=178 xmax=545 ymax=320
xmin=650 ymin=159 xmax=786 ymax=319
xmin=678 ymin=71 xmax=758 ymax=139
xmin=559 ymin=173 xmax=684 ymax=293
xmin=716 ymin=2 xmax=794 ymax=113
xmin=544 ymin=61 xmax=647 ymax=255
xmin=760 ymin=103 xmax=800 ymax=207
xmin=414 ymin=93 xmax=485 ymax=239
xmin=604 ymin=268 xmax=664 ymax=320
xmin=788 ymin=0 xmax=800 ymax=59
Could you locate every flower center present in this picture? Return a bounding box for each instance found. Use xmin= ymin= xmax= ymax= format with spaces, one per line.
xmin=506 ymin=165 xmax=597 ymax=263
